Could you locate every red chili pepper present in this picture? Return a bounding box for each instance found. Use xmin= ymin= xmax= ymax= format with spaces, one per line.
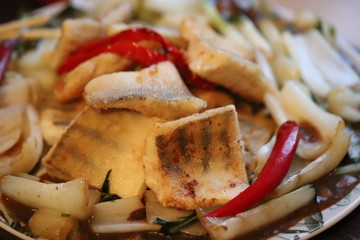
xmin=203 ymin=120 xmax=300 ymax=217
xmin=59 ymin=28 xmax=215 ymax=90
xmin=0 ymin=39 xmax=17 ymax=87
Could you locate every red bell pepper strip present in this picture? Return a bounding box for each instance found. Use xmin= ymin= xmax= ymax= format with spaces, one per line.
xmin=203 ymin=120 xmax=300 ymax=217
xmin=58 ymin=27 xmax=215 ymax=90
xmin=0 ymin=39 xmax=17 ymax=87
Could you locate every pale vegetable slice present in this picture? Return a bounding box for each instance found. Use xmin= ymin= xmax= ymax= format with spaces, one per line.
xmin=257 ymin=18 xmax=286 ymax=54
xmin=0 ymin=105 xmax=43 ymax=177
xmin=201 ymin=1 xmax=253 ymax=59
xmin=91 ymin=197 xmax=161 ymax=233
xmin=336 ymin=36 xmax=360 ymax=73
xmin=20 ymin=28 xmax=61 ymax=39
xmin=235 ymin=16 xmax=272 ymax=57
xmin=198 ymin=185 xmax=316 ymax=240
xmin=283 ymin=31 xmax=331 ymax=99
xmin=0 ymin=15 xmax=49 ymax=37
xmin=0 ymin=105 xmax=23 ymax=154
xmin=301 ymin=30 xmax=359 ymax=89
xmin=280 ymin=81 xmax=343 ymax=160
xmin=28 ymin=208 xmax=79 ymax=240
xmin=254 ymin=50 xmax=278 ymax=90
xmin=328 ymin=88 xmax=360 ymax=122
xmin=268 ymin=122 xmax=351 ymax=199
xmin=0 ymin=72 xmax=37 ymax=106
xmin=146 ymin=201 xmax=207 ymax=236
xmin=271 ymin=54 xmax=301 ymax=86
xmin=0 ymin=176 xmax=90 ymax=220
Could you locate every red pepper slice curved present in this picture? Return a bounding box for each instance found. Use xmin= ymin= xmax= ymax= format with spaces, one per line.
xmin=203 ymin=120 xmax=300 ymax=217
xmin=58 ymin=27 xmax=215 ymax=90
xmin=0 ymin=39 xmax=17 ymax=87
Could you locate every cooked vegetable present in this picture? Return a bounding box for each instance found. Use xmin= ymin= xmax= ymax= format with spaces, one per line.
xmin=328 ymin=88 xmax=360 ymax=122
xmin=0 ymin=176 xmax=90 ymax=220
xmin=283 ymin=31 xmax=331 ymax=99
xmin=28 ymin=208 xmax=79 ymax=240
xmin=153 ymin=211 xmax=199 ymax=234
xmin=265 ymin=81 xmax=343 ymax=160
xmin=334 ymin=163 xmax=360 ymax=175
xmin=204 ymin=120 xmax=300 ymax=217
xmin=201 ymin=0 xmax=253 ymax=58
xmin=199 ymin=185 xmax=316 ymax=240
xmin=0 ymin=104 xmax=43 ymax=177
xmin=235 ymin=16 xmax=272 ymax=57
xmin=59 ymin=27 xmax=214 ymax=90
xmin=0 ymin=105 xmax=22 ymax=155
xmin=268 ymin=122 xmax=351 ymax=199
xmin=100 ymin=170 xmax=121 ymax=202
xmin=91 ymin=196 xmax=161 ymax=233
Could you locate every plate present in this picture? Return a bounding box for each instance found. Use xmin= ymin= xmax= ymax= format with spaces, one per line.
xmin=0 ymin=183 xmax=359 ymax=240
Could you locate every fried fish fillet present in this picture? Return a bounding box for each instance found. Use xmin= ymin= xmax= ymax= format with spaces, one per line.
xmin=180 ymin=17 xmax=275 ymax=102
xmin=43 ymin=106 xmax=160 ymax=198
xmin=144 ymin=105 xmax=249 ymax=210
xmin=84 ymin=61 xmax=207 ymax=119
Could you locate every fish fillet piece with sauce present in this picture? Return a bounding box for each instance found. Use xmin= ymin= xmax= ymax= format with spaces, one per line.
xmin=144 ymin=105 xmax=249 ymax=210
xmin=180 ymin=17 xmax=275 ymax=102
xmin=84 ymin=61 xmax=207 ymax=119
xmin=43 ymin=106 xmax=160 ymax=198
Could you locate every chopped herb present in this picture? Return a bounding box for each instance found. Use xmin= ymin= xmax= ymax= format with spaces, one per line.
xmin=61 ymin=213 xmax=71 ymax=217
xmin=100 ymin=170 xmax=121 ymax=202
xmin=152 ymin=211 xmax=199 ymax=234
xmin=315 ymin=19 xmax=323 ymax=33
xmin=14 ymin=39 xmax=38 ymax=57
xmin=100 ymin=193 xmax=121 ymax=202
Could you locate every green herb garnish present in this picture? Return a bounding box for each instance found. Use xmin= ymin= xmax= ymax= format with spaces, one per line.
xmin=100 ymin=170 xmax=121 ymax=202
xmin=152 ymin=211 xmax=199 ymax=234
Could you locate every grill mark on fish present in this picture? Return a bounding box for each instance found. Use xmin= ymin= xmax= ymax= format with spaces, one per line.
xmin=55 ymin=135 xmax=91 ymax=168
xmin=221 ymin=111 xmax=233 ymax=169
xmin=54 ymin=121 xmax=70 ymax=126
xmin=156 ymin=134 xmax=182 ymax=173
xmin=177 ymin=126 xmax=190 ymax=162
xmin=70 ymin=123 xmax=122 ymax=150
xmin=201 ymin=119 xmax=212 ymax=172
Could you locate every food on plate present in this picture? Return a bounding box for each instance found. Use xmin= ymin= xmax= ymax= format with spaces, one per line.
xmin=144 ymin=105 xmax=248 ymax=210
xmin=43 ymin=106 xmax=160 ymax=198
xmin=0 ymin=0 xmax=359 ymax=240
xmin=84 ymin=61 xmax=207 ymax=119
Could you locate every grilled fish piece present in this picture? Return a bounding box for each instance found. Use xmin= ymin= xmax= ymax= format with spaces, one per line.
xmin=84 ymin=61 xmax=207 ymax=120
xmin=43 ymin=106 xmax=160 ymax=198
xmin=180 ymin=17 xmax=275 ymax=103
xmin=144 ymin=105 xmax=249 ymax=210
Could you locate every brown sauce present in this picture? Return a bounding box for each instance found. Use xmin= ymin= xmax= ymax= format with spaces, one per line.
xmin=1 ymin=172 xmax=359 ymax=240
